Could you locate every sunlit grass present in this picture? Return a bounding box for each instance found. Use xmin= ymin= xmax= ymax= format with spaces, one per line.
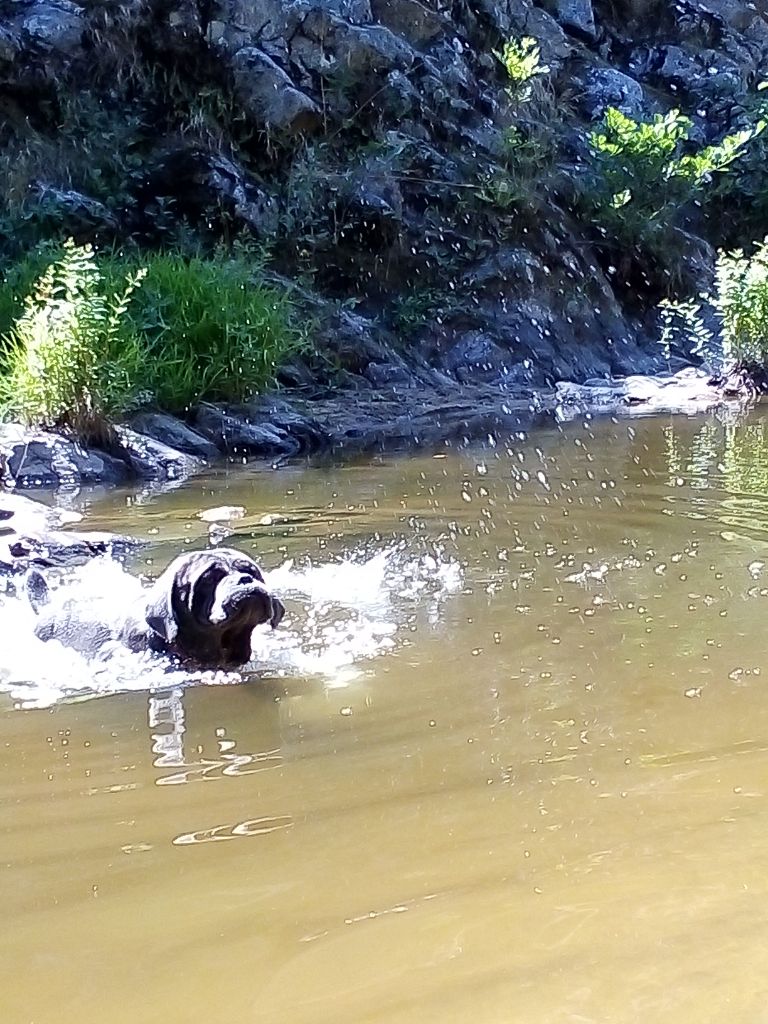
xmin=0 ymin=242 xmax=306 ymax=439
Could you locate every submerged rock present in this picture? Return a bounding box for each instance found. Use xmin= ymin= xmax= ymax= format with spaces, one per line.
xmin=0 ymin=492 xmax=141 ymax=576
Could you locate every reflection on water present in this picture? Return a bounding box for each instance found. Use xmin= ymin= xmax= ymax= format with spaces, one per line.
xmin=6 ymin=406 xmax=768 ymax=1023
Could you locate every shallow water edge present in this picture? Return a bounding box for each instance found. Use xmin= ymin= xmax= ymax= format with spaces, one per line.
xmin=0 ymin=366 xmax=746 ymax=491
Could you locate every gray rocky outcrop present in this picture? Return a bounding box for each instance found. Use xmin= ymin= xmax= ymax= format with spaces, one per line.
xmin=0 ymin=422 xmax=201 ymax=490
xmin=0 ymin=425 xmax=130 ymax=489
xmin=230 ymin=48 xmax=321 ymax=133
xmin=127 ymin=412 xmax=222 ymax=460
xmin=0 ymin=366 xmax=754 ymax=492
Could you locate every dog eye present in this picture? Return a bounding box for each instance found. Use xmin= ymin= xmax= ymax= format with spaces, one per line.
xmin=237 ymin=574 xmax=254 ymax=585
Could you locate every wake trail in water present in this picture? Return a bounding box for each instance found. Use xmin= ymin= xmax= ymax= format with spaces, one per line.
xmin=0 ymin=542 xmax=463 ymax=708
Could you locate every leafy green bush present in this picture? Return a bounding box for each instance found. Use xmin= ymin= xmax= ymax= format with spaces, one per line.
xmin=0 ymin=242 xmax=307 ymax=438
xmin=0 ymin=240 xmax=144 ymax=441
xmin=586 ymin=107 xmax=762 ymax=252
xmin=658 ymin=297 xmax=714 ymax=365
xmin=655 ymin=239 xmax=768 ymax=370
xmin=495 ymin=37 xmax=549 ymax=99
xmin=714 ymin=241 xmax=768 ymax=366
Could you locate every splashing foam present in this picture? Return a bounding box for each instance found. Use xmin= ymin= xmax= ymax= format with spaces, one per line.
xmin=0 ymin=543 xmax=463 ymax=708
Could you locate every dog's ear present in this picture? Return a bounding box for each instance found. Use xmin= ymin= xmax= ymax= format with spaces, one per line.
xmin=144 ymin=569 xmax=190 ymax=644
xmin=269 ymin=596 xmax=286 ymax=629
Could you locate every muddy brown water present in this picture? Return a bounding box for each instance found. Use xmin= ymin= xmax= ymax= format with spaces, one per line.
xmin=4 ymin=407 xmax=768 ymax=1023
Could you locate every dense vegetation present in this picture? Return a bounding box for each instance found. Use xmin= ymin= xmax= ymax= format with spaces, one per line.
xmin=4 ymin=0 xmax=768 ymax=443
xmin=0 ymin=242 xmax=304 ymax=440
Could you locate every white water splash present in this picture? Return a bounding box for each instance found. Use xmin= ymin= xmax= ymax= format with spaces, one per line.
xmin=0 ymin=542 xmax=463 ymax=709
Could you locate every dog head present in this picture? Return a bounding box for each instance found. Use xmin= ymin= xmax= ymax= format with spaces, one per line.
xmin=143 ymin=548 xmax=285 ymax=667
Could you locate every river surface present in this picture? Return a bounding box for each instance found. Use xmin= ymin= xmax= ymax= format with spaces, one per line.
xmin=4 ymin=407 xmax=768 ymax=1023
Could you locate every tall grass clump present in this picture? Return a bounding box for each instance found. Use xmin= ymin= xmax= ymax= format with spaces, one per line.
xmin=0 ymin=239 xmax=145 ymax=441
xmin=106 ymin=249 xmax=305 ymax=413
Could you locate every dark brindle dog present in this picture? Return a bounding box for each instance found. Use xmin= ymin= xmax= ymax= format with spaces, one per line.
xmin=28 ymin=548 xmax=285 ymax=668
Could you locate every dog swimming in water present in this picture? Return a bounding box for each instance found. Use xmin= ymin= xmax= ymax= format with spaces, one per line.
xmin=27 ymin=547 xmax=285 ymax=669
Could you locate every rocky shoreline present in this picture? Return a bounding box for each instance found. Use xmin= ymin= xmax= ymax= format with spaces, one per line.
xmin=0 ymin=366 xmax=750 ymax=491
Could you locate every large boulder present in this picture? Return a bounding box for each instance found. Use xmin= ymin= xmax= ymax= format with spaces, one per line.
xmin=581 ymin=66 xmax=646 ymax=119
xmin=22 ymin=0 xmax=84 ymax=55
xmin=231 ymin=47 xmax=321 ymax=133
xmin=127 ymin=412 xmax=222 ymax=461
xmin=289 ymin=5 xmax=415 ymax=75
xmin=0 ymin=422 xmax=204 ymax=490
xmin=541 ymin=0 xmax=596 ymax=39
xmin=0 ymin=425 xmax=129 ymax=489
xmin=193 ymin=403 xmax=303 ymax=457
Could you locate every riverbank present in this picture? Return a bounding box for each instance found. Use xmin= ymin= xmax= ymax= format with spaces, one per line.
xmin=2 ymin=0 xmax=768 ymax=464
xmin=0 ymin=365 xmax=748 ymax=490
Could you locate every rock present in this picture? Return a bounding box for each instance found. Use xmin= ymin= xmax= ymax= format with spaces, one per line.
xmin=440 ymin=332 xmax=513 ymax=384
xmin=0 ymin=424 xmax=130 ymax=489
xmin=636 ymin=44 xmax=746 ymax=101
xmin=370 ymin=0 xmax=448 ymax=46
xmin=515 ymin=6 xmax=575 ymax=71
xmin=207 ymin=0 xmax=373 ymax=58
xmin=0 ymin=493 xmax=141 ymax=575
xmin=553 ymin=368 xmax=732 ymax=421
xmin=612 ymin=0 xmax=661 ymax=18
xmin=313 ymin=308 xmax=404 ymax=375
xmin=22 ymin=0 xmax=84 ymax=55
xmin=541 ymin=0 xmax=596 ymax=39
xmin=241 ymin=397 xmax=333 ymax=452
xmin=363 ymin=362 xmax=415 ymax=387
xmin=192 ymin=404 xmax=302 ymax=457
xmin=0 ymin=420 xmax=205 ymax=489
xmin=127 ymin=412 xmax=222 ymax=461
xmin=309 ymin=388 xmax=543 ymax=452
xmin=139 ymin=148 xmax=279 ymax=238
xmin=291 ymin=6 xmax=414 ymax=75
xmin=581 ymin=66 xmax=646 ymax=119
xmin=231 ymin=47 xmax=321 ymax=133
xmin=30 ymin=182 xmax=120 ymax=237
xmin=331 ymin=161 xmax=403 ymax=250
xmin=113 ymin=427 xmax=203 ymax=481
xmin=0 ymin=25 xmax=21 ymax=63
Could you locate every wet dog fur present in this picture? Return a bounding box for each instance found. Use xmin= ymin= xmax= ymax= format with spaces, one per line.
xmin=28 ymin=548 xmax=285 ymax=668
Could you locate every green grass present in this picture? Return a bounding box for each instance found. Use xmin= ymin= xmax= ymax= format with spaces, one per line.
xmin=103 ymin=249 xmax=305 ymax=412
xmin=0 ymin=241 xmax=307 ymax=440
